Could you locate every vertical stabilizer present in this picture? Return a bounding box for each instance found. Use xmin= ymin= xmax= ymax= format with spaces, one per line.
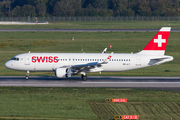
xmin=138 ymin=27 xmax=171 ymax=55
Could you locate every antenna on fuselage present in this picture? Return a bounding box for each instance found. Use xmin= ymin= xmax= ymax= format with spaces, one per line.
xmin=28 ymin=51 xmax=31 ymax=53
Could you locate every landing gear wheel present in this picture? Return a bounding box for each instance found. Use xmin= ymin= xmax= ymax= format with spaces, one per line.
xmin=25 ymin=71 xmax=30 ymax=80
xmin=81 ymin=74 xmax=88 ymax=81
xmin=25 ymin=76 xmax=29 ymax=80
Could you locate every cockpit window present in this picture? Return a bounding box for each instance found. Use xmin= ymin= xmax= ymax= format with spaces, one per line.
xmin=11 ymin=57 xmax=19 ymax=61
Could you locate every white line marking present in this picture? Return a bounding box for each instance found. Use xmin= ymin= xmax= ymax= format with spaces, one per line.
xmin=82 ymin=82 xmax=180 ymax=84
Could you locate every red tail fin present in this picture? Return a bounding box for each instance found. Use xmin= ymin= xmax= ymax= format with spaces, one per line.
xmin=139 ymin=27 xmax=171 ymax=55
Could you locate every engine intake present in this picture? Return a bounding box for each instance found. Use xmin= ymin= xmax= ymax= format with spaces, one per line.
xmin=55 ymin=68 xmax=67 ymax=78
xmin=55 ymin=68 xmax=73 ymax=78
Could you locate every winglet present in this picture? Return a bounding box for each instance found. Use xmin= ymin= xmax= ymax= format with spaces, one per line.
xmin=103 ymin=52 xmax=113 ymax=64
xmin=102 ymin=48 xmax=107 ymax=54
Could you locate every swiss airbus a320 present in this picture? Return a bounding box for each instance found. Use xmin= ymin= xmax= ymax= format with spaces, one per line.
xmin=5 ymin=27 xmax=173 ymax=81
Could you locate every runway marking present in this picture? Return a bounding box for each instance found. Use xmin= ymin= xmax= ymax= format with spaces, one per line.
xmin=82 ymin=82 xmax=180 ymax=84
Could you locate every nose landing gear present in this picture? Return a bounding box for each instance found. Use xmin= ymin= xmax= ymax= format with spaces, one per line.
xmin=25 ymin=71 xmax=30 ymax=80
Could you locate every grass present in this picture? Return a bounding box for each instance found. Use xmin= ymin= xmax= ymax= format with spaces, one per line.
xmin=0 ymin=31 xmax=179 ymax=76
xmin=89 ymin=102 xmax=180 ymax=120
xmin=0 ymin=21 xmax=179 ymax=29
xmin=0 ymin=87 xmax=180 ymax=120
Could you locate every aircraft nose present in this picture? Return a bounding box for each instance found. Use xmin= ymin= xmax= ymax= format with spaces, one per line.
xmin=4 ymin=61 xmax=11 ymax=69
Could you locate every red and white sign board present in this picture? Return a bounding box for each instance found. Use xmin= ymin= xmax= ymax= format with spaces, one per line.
xmin=122 ymin=115 xmax=139 ymax=119
xmin=110 ymin=44 xmax=112 ymax=48
xmin=112 ymin=99 xmax=127 ymax=102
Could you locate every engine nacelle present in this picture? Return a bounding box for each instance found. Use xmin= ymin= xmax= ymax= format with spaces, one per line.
xmin=67 ymin=68 xmax=73 ymax=77
xmin=55 ymin=68 xmax=67 ymax=78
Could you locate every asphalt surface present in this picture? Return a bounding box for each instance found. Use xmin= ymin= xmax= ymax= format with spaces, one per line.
xmin=0 ymin=29 xmax=180 ymax=32
xmin=0 ymin=76 xmax=180 ymax=91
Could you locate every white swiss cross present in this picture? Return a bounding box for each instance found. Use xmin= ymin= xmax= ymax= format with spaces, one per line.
xmin=154 ymin=35 xmax=166 ymax=47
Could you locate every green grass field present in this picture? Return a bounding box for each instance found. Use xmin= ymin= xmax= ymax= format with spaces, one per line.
xmin=0 ymin=31 xmax=179 ymax=76
xmin=0 ymin=87 xmax=180 ymax=120
xmin=0 ymin=21 xmax=179 ymax=29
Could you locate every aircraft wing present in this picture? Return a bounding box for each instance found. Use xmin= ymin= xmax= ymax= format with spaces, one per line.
xmin=61 ymin=52 xmax=113 ymax=74
xmin=72 ymin=62 xmax=98 ymax=68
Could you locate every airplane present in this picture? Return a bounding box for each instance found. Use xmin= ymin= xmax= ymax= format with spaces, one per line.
xmin=5 ymin=27 xmax=173 ymax=81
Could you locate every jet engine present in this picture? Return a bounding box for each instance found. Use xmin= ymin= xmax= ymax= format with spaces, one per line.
xmin=55 ymin=68 xmax=67 ymax=78
xmin=55 ymin=68 xmax=73 ymax=78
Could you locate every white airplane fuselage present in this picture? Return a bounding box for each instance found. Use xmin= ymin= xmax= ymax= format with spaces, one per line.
xmin=5 ymin=53 xmax=173 ymax=72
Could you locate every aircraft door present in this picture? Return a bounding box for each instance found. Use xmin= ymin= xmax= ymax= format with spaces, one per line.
xmin=24 ymin=55 xmax=30 ymax=65
xmin=136 ymin=55 xmax=141 ymax=66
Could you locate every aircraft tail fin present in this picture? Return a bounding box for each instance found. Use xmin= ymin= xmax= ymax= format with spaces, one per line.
xmin=138 ymin=27 xmax=171 ymax=56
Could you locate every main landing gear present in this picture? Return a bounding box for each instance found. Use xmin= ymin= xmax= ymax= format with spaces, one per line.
xmin=25 ymin=71 xmax=29 ymax=80
xmin=81 ymin=74 xmax=88 ymax=81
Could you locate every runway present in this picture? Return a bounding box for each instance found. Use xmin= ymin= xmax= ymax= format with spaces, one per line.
xmin=0 ymin=76 xmax=180 ymax=91
xmin=0 ymin=29 xmax=180 ymax=32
